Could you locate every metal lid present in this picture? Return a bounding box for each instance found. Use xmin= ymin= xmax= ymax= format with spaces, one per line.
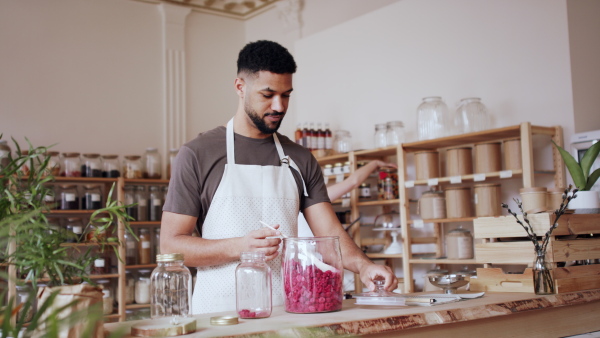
xmin=46 ymin=151 xmax=60 ymax=156
xmin=210 ymin=316 xmax=239 ymax=326
xmin=379 ymin=166 xmax=397 ymax=173
xmin=333 ymin=162 xmax=342 ymax=167
xmin=156 ymin=253 xmax=184 ymax=262
xmin=324 ymin=164 xmax=333 ymax=168
xmin=359 ymin=183 xmax=370 ymax=188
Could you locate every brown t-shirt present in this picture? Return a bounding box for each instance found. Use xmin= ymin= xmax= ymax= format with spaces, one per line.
xmin=163 ymin=126 xmax=330 ymax=234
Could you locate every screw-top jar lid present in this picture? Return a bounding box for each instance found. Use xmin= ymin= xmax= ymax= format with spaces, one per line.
xmin=62 ymin=152 xmax=80 ymax=157
xmin=146 ymin=147 xmax=158 ymax=152
xmin=379 ymin=166 xmax=397 ymax=173
xmin=240 ymin=251 xmax=265 ymax=261
xmin=83 ymin=184 xmax=101 ymax=189
xmin=46 ymin=151 xmax=60 ymax=156
xmin=101 ymin=154 xmax=118 ymax=159
xmin=82 ymin=153 xmax=100 ymax=158
xmin=449 ymin=227 xmax=471 ymax=234
xmin=324 ymin=164 xmax=333 ymax=169
xmin=359 ymin=183 xmax=370 ymax=188
xmin=136 ymin=185 xmax=146 ymax=191
xmin=156 ymin=253 xmax=184 ymax=262
xmin=124 ymin=155 xmax=141 ymax=160
xmin=333 ymin=163 xmax=342 ymax=167
xmin=210 ymin=316 xmax=239 ymax=326
xmin=58 ymin=184 xmax=77 ymax=189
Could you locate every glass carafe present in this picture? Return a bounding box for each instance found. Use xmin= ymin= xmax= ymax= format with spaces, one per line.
xmin=456 ymin=97 xmax=490 ymax=133
xmin=151 ymin=253 xmax=192 ymax=319
xmin=374 ymin=123 xmax=387 ymax=148
xmin=236 ymin=252 xmax=272 ymax=319
xmin=282 ymin=237 xmax=343 ymax=313
xmin=416 ymin=97 xmax=451 ymax=140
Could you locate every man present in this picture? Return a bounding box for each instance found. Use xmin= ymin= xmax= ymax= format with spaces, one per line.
xmin=162 ymin=40 xmax=397 ymax=314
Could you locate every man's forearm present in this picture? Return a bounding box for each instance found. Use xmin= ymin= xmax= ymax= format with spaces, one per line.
xmin=162 ymin=234 xmax=242 ymax=267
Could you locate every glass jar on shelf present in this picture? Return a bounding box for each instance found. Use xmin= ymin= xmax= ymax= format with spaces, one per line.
xmin=148 ymin=186 xmax=163 ymax=222
xmin=85 ymin=223 xmax=106 ymax=243
xmin=124 ymin=270 xmax=135 ymax=305
xmin=385 ymin=120 xmax=405 ymax=146
xmin=135 ymin=269 xmax=152 ymax=304
xmin=138 ymin=228 xmax=152 ymax=265
xmin=167 ymin=148 xmax=179 ymax=180
xmin=416 ymin=96 xmax=451 ymax=140
xmin=60 ymin=152 xmax=81 ymax=177
xmin=151 ymin=253 xmax=192 ymax=319
xmin=123 ymin=155 xmax=143 ymax=179
xmin=154 ymin=228 xmax=161 ymax=260
xmin=101 ymin=154 xmax=120 ymax=178
xmin=135 ymin=185 xmax=148 ymax=222
xmin=332 ymin=130 xmax=352 ymax=154
xmin=236 ymin=252 xmax=271 ymax=318
xmin=124 ymin=185 xmax=137 ymax=220
xmin=373 ymin=123 xmax=387 ymax=148
xmin=82 ymin=184 xmax=102 ymax=210
xmin=43 ymin=185 xmax=56 ymax=210
xmin=65 ymin=217 xmax=84 ymax=243
xmin=124 ymin=231 xmax=137 ymax=265
xmin=45 ymin=151 xmax=61 ymax=177
xmin=81 ymin=153 xmax=102 ymax=177
xmin=96 ymin=279 xmax=114 ymax=315
xmin=16 ymin=285 xmax=35 ymax=323
xmin=0 ymin=140 xmax=11 ymax=170
xmin=456 ymin=97 xmax=490 ymax=133
xmin=57 ymin=184 xmax=79 ymax=210
xmin=143 ymin=148 xmax=162 ymax=179
xmin=92 ymin=249 xmax=111 ymax=275
xmin=161 ymin=185 xmax=168 ymax=207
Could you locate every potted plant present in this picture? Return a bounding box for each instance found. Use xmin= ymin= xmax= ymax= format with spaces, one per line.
xmin=552 ymin=140 xmax=600 ymax=211
xmin=0 ymin=137 xmax=135 ymax=337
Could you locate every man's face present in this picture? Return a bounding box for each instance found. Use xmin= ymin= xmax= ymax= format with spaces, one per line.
xmin=243 ymin=71 xmax=293 ymax=135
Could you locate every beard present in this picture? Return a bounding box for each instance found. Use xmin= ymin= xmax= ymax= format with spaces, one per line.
xmin=245 ymin=100 xmax=284 ymax=135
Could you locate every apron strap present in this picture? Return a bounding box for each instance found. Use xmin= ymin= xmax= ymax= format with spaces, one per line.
xmin=226 ymin=118 xmax=235 ymax=164
xmin=274 ymin=133 xmax=308 ymax=197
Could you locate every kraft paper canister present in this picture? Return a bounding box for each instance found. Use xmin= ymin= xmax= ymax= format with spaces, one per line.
xmin=519 ymin=187 xmax=548 ymax=213
xmin=503 ymin=138 xmax=522 ymax=170
xmin=415 ymin=150 xmax=439 ymax=180
xmin=547 ymin=187 xmax=565 ymax=211
xmin=444 ymin=186 xmax=472 ymax=218
xmin=446 ymin=147 xmax=473 ymax=176
xmin=474 ymin=142 xmax=501 ymax=173
xmin=474 ymin=183 xmax=502 ymax=217
xmin=418 ymin=191 xmax=446 ymax=219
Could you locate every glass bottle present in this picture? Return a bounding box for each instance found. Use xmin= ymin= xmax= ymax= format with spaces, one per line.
xmin=324 ymin=123 xmax=332 ymax=151
xmin=101 ymin=154 xmax=120 ymax=178
xmin=135 ymin=269 xmax=152 ymax=304
xmin=167 ymin=148 xmax=179 ymax=180
xmin=60 ymin=152 xmax=81 ymax=177
xmin=124 ymin=231 xmax=137 ymax=265
xmin=236 ymin=252 xmax=272 ymax=319
xmin=57 ymin=184 xmax=79 ymax=210
xmin=456 ymin=97 xmax=490 ymax=133
xmin=333 ymin=130 xmax=352 ymax=154
xmin=0 ymin=139 xmax=11 ymax=170
xmin=148 ymin=186 xmax=163 ymax=221
xmin=374 ymin=123 xmax=387 ymax=148
xmin=123 ymin=155 xmax=143 ymax=179
xmin=81 ymin=153 xmax=102 ymax=177
xmin=82 ymin=184 xmax=102 ymax=210
xmin=416 ymin=97 xmax=451 ymax=140
xmin=138 ymin=228 xmax=152 ymax=265
xmin=294 ymin=123 xmax=302 ymax=145
xmin=65 ymin=217 xmax=84 ymax=243
xmin=151 ymin=253 xmax=192 ymax=319
xmin=317 ymin=123 xmax=325 ymax=150
xmin=16 ymin=285 xmax=35 ymax=323
xmin=143 ymin=148 xmax=162 ymax=179
xmin=124 ymin=185 xmax=138 ymax=220
xmin=135 ymin=185 xmax=148 ymax=222
xmin=385 ymin=121 xmax=405 ymax=146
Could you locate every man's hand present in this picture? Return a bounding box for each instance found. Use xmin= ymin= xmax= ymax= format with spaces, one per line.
xmin=359 ymin=263 xmax=398 ymax=292
xmin=240 ymin=224 xmax=283 ymax=261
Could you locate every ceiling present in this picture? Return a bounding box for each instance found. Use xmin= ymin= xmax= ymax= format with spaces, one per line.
xmin=162 ymin=0 xmax=280 ymax=19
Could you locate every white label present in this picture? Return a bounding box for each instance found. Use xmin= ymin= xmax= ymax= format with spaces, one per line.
xmin=343 ymin=165 xmax=350 ymax=174
xmin=92 ymin=194 xmax=101 ymax=202
xmin=323 ymin=168 xmax=333 ymax=176
xmin=102 ymin=289 xmax=111 ymax=298
xmin=44 ymin=194 xmax=54 ymax=202
xmin=153 ymin=199 xmax=161 ymax=205
xmin=138 ymin=199 xmax=147 ymax=207
xmin=65 ymin=193 xmax=76 ymax=202
xmin=427 ymin=178 xmax=439 ymax=186
xmin=474 ymin=193 xmax=479 ymax=204
xmin=335 ymin=174 xmax=344 ymax=183
xmin=94 ymin=259 xmax=105 ymax=267
xmin=142 ymin=241 xmax=151 ymax=249
xmin=333 ymin=166 xmax=343 ymax=175
xmin=499 ymin=170 xmax=513 ymax=178
xmin=73 ymin=226 xmax=83 ymax=234
xmin=450 ymin=176 xmax=462 ymax=184
xmin=325 ymin=137 xmax=332 ymax=150
xmin=473 ymin=173 xmax=486 ymax=182
xmin=413 ymin=219 xmax=424 ymax=228
xmin=342 ymin=198 xmax=350 ymax=208
xmin=360 ymin=187 xmax=371 ymax=197
xmin=404 ymin=181 xmax=415 ymax=188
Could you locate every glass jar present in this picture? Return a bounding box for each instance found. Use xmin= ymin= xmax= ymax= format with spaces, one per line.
xmin=96 ymin=279 xmax=114 ymax=315
xmin=123 ymin=155 xmax=143 ymax=179
xmin=385 ymin=121 xmax=405 ymax=146
xmin=92 ymin=249 xmax=111 ymax=275
xmin=323 ymin=164 xmax=333 ymax=176
xmin=81 ymin=153 xmax=102 ymax=177
xmin=85 ymin=223 xmax=106 ymax=243
xmin=161 ymin=186 xmax=168 ymax=207
xmin=65 ymin=217 xmax=84 ymax=243
xmin=456 ymin=97 xmax=489 ymax=134
xmin=332 ymin=130 xmax=352 ymax=154
xmin=445 ymin=227 xmax=474 ymax=259
xmin=374 ymin=123 xmax=387 ymax=148
xmin=359 ymin=183 xmax=371 ymax=199
xmin=45 ymin=151 xmax=61 ymax=177
xmin=148 ymin=186 xmax=163 ymax=222
xmin=124 ymin=185 xmax=138 ymax=220
xmin=57 ymin=184 xmax=79 ymax=210
xmin=378 ymin=167 xmax=398 ymax=200
xmin=143 ymin=148 xmax=162 ymax=179
xmin=0 ymin=139 xmax=11 ymax=170
xmin=416 ymin=97 xmax=451 ymax=140
xmin=101 ymin=154 xmax=120 ymax=178
xmin=135 ymin=269 xmax=152 ymax=304
xmin=236 ymin=251 xmax=272 ymax=319
xmin=167 ymin=148 xmax=179 ymax=180
xmin=282 ymin=237 xmax=343 ymax=313
xmin=16 ymin=285 xmax=35 ymax=323
xmin=124 ymin=231 xmax=137 ymax=265
xmin=154 ymin=228 xmax=161 ymax=260
xmin=43 ymin=185 xmax=56 ymax=210
xmin=60 ymin=152 xmax=81 ymax=177
xmin=124 ymin=270 xmax=135 ymax=305
xmin=151 ymin=253 xmax=192 ymax=319
xmin=135 ymin=185 xmax=148 ymax=222
xmin=138 ymin=228 xmax=152 ymax=265
xmin=82 ymin=184 xmax=102 ymax=210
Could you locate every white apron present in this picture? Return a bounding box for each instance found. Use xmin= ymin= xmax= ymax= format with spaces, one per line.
xmin=192 ymin=118 xmax=306 ymax=314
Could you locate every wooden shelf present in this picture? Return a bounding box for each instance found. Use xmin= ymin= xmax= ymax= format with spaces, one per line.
xmin=366 ymin=253 xmax=403 ymax=259
xmin=47 ymin=209 xmax=96 ymax=215
xmin=408 ymin=258 xmax=478 ymax=264
xmin=356 ymin=199 xmax=400 ymax=207
xmin=126 ymin=264 xmax=157 ymax=269
xmin=124 ymin=178 xmax=169 ymax=184
xmin=53 ymin=177 xmax=118 ymax=183
xmin=408 ymin=217 xmax=477 ymax=224
xmin=130 ymin=221 xmax=161 ymax=226
xmin=104 ymin=314 xmax=121 ymax=319
xmin=59 ymin=242 xmax=118 ymax=247
xmin=89 ymin=274 xmax=120 ymax=279
xmin=354 ymin=146 xmax=398 ymax=158
xmin=125 ymin=304 xmax=151 ymax=309
xmin=314 ymin=153 xmax=349 ymax=165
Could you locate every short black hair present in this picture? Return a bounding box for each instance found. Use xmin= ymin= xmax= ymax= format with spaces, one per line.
xmin=237 ymin=40 xmax=297 ymax=76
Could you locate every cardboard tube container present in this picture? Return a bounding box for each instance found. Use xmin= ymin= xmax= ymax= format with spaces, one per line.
xmin=503 ymin=138 xmax=522 ymax=170
xmin=446 ymin=147 xmax=473 ymax=176
xmin=474 ymin=142 xmax=501 ymax=173
xmin=415 ymin=150 xmax=439 ymax=180
xmin=445 ymin=186 xmax=473 ymax=218
xmin=519 ymin=187 xmax=548 ymax=213
xmin=474 ymin=183 xmax=502 ymax=217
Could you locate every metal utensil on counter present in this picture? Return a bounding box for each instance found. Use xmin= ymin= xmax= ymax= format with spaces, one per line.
xmin=428 ymin=274 xmax=469 ymax=294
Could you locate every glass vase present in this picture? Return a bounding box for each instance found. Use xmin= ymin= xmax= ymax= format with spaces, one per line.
xmin=533 ymin=252 xmax=555 ymax=295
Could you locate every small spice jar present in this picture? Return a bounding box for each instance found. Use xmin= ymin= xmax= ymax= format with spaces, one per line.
xmin=60 ymin=152 xmax=81 ymax=177
xmin=81 ymin=153 xmax=103 ymax=177
xmin=343 ymin=161 xmax=351 ymax=174
xmin=519 ymin=187 xmax=548 ymax=213
xmin=96 ymin=279 xmax=114 ymax=315
xmin=65 ymin=217 xmax=84 ymax=243
xmin=415 ymin=150 xmax=440 ymax=180
xmin=123 ymin=155 xmax=143 ymax=179
xmin=82 ymin=184 xmax=102 ymax=210
xmin=378 ymin=167 xmax=398 ymax=200
xmin=101 ymin=154 xmax=120 ymax=178
xmin=154 ymin=228 xmax=161 ymax=260
xmin=148 ymin=186 xmax=163 ymax=222
xmin=43 ymin=185 xmax=56 ymax=210
xmin=57 ymin=184 xmax=79 ymax=210
xmin=333 ymin=162 xmax=343 ymax=175
xmin=445 ymin=227 xmax=474 ymax=259
xmin=138 ymin=228 xmax=152 ymax=265
xmin=0 ymin=140 xmax=11 ymax=170
xmin=124 ymin=185 xmax=138 ymax=220
xmin=135 ymin=185 xmax=148 ymax=222
xmin=124 ymin=270 xmax=135 ymax=305
xmin=85 ymin=223 xmax=106 ymax=243
xmin=418 ymin=190 xmax=446 ymax=219
xmin=143 ymin=148 xmax=162 ymax=179
xmin=358 ymin=183 xmax=371 ymax=200
xmin=16 ymin=285 xmax=36 ymax=323
xmin=92 ymin=250 xmax=111 ymax=275
xmin=135 ymin=269 xmax=152 ymax=304
xmin=323 ymin=164 xmax=333 ymax=176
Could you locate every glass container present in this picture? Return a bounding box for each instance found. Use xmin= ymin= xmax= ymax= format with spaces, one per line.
xmin=96 ymin=279 xmax=114 ymax=315
xmin=16 ymin=285 xmax=35 ymax=323
xmin=359 ymin=183 xmax=371 ymax=200
xmin=374 ymin=123 xmax=387 ymax=148
xmin=92 ymin=249 xmax=111 ymax=275
xmin=332 ymin=130 xmax=352 ymax=154
xmin=138 ymin=228 xmax=152 ymax=265
xmin=123 ymin=155 xmax=143 ymax=179
xmin=135 ymin=185 xmax=148 ymax=222
xmin=65 ymin=217 xmax=84 ymax=243
xmin=236 ymin=251 xmax=272 ymax=319
xmin=82 ymin=184 xmax=102 ymax=210
xmin=282 ymin=237 xmax=343 ymax=313
xmin=143 ymin=148 xmax=162 ymax=179
xmin=151 ymin=253 xmax=192 ymax=319
xmin=416 ymin=97 xmax=451 ymax=140
xmin=45 ymin=151 xmax=61 ymax=177
xmin=385 ymin=121 xmax=405 ymax=146
xmin=101 ymin=154 xmax=120 ymax=178
xmin=60 ymin=152 xmax=81 ymax=177
xmin=124 ymin=185 xmax=137 ymax=220
xmin=148 ymin=186 xmax=163 ymax=222
xmin=378 ymin=167 xmax=398 ymax=200
xmin=456 ymin=97 xmax=489 ymax=134
xmin=161 ymin=185 xmax=168 ymax=207
xmin=167 ymin=148 xmax=179 ymax=180
xmin=124 ymin=270 xmax=135 ymax=305
xmin=0 ymin=140 xmax=11 ymax=170
xmin=57 ymin=184 xmax=79 ymax=210
xmin=43 ymin=185 xmax=56 ymax=210
xmin=154 ymin=228 xmax=161 ymax=260
xmin=85 ymin=223 xmax=106 ymax=243
xmin=81 ymin=153 xmax=102 ymax=177
xmin=124 ymin=231 xmax=137 ymax=265
xmin=135 ymin=269 xmax=152 ymax=304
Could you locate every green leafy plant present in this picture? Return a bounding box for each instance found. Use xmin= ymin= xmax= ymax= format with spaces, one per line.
xmin=552 ymin=140 xmax=600 ymax=191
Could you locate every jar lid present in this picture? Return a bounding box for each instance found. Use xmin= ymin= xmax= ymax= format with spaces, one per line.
xmin=149 ymin=186 xmax=160 ymax=191
xmin=136 ymin=185 xmax=146 ymax=191
xmin=124 ymin=155 xmax=141 ymax=160
xmin=101 ymin=154 xmax=118 ymax=159
xmin=210 ymin=316 xmax=239 ymax=326
xmin=333 ymin=163 xmax=342 ymax=167
xmin=83 ymin=184 xmax=100 ymax=189
xmin=66 ymin=217 xmax=82 ymax=222
xmin=519 ymin=187 xmax=547 ymax=193
xmin=449 ymin=227 xmax=471 ymax=234
xmin=62 ymin=152 xmax=80 ymax=157
xmin=386 ymin=120 xmax=404 ymax=127
xmin=359 ymin=183 xmax=370 ymax=188
xmin=146 ymin=147 xmax=158 ymax=152
xmin=379 ymin=166 xmax=397 ymax=173
xmin=344 ymin=161 xmax=351 ymax=165
xmin=58 ymin=184 xmax=77 ymax=189
xmin=138 ymin=269 xmax=152 ymax=274
xmin=82 ymin=153 xmax=100 ymax=158
xmin=156 ymin=253 xmax=184 ymax=262
xmin=96 ymin=279 xmax=110 ymax=284
xmin=19 ymin=150 xmax=29 ymax=155
xmin=46 ymin=151 xmax=60 ymax=156
xmin=324 ymin=164 xmax=333 ymax=168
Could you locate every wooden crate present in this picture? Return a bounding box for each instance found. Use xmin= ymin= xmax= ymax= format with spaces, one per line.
xmin=472 ymin=213 xmax=600 ymax=293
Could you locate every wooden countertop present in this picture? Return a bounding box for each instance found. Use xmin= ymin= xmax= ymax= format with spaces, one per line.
xmin=105 ymin=290 xmax=600 ymax=337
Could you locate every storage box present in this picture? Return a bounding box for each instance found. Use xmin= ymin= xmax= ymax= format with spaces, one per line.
xmin=472 ymin=213 xmax=600 ymax=293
